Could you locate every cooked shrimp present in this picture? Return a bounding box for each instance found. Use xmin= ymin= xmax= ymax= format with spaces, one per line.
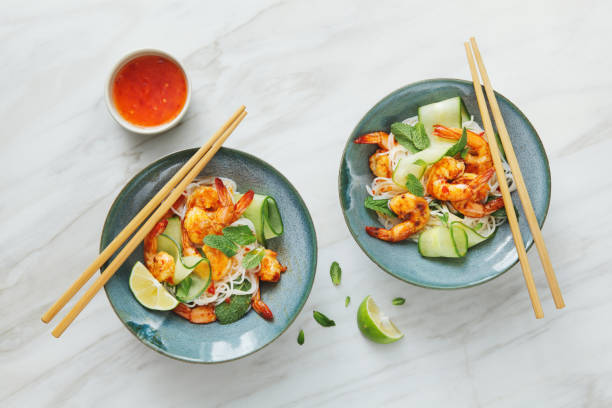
xmin=451 ymin=168 xmax=505 ymax=218
xmin=365 ymin=192 xmax=430 ymax=242
xmin=426 ymin=157 xmax=473 ymax=201
xmin=173 ymin=303 xmax=217 ymax=324
xmin=183 ymin=178 xmax=255 ymax=245
xmin=251 ymin=285 xmax=273 ymax=320
xmin=258 ymin=249 xmax=287 ymax=282
xmin=143 ymin=219 xmax=176 ymax=284
xmin=181 ymin=222 xmax=199 ymax=257
xmin=369 ymin=150 xmax=393 ymax=178
xmin=355 ymin=132 xmax=396 ymax=178
xmin=187 ymin=185 xmax=220 ymax=211
xmin=202 ymin=245 xmax=231 ymax=281
xmin=433 ymin=125 xmax=493 ymax=174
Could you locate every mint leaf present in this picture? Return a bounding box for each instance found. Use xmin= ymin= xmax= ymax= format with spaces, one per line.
xmin=405 ymin=174 xmax=424 ymax=197
xmin=390 ymin=122 xmax=418 ymax=152
xmin=313 ymin=311 xmax=335 ymax=327
xmin=364 ymin=196 xmax=394 ymax=217
xmin=214 ymin=279 xmax=252 ymax=324
xmin=475 ymin=222 xmax=483 ymax=231
xmin=297 ymin=329 xmax=304 ymax=345
xmin=391 ymin=122 xmax=430 ymax=152
xmin=203 ymin=234 xmax=238 ymax=257
xmin=412 ymin=122 xmax=430 ymax=150
xmin=392 ymin=297 xmax=405 ymax=305
xmin=445 ymin=127 xmax=468 ymax=157
xmin=330 ymin=261 xmax=341 ymax=286
xmin=222 ymin=225 xmax=256 ymax=246
xmin=345 ymin=296 xmax=350 ymax=307
xmin=176 ymin=276 xmax=192 ymax=298
xmin=413 ymin=159 xmax=427 ymax=166
xmin=242 ymin=248 xmax=265 ymax=269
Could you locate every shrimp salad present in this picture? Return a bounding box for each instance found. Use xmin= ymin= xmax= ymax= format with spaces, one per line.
xmin=354 ymin=96 xmax=516 ymax=258
xmin=133 ymin=177 xmax=286 ymax=324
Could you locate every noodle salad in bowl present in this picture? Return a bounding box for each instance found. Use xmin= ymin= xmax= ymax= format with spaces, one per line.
xmin=354 ymin=96 xmax=516 ymax=258
xmin=130 ymin=176 xmax=286 ymax=324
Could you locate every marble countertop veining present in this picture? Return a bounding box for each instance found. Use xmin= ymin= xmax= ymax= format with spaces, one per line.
xmin=2 ymin=0 xmax=612 ymax=406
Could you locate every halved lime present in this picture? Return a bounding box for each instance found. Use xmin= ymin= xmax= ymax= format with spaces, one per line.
xmin=357 ymin=295 xmax=404 ymax=344
xmin=129 ymin=261 xmax=178 ymax=310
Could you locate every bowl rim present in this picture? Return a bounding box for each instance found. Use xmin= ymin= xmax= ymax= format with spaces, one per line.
xmin=338 ymin=78 xmax=551 ymax=290
xmin=104 ymin=48 xmax=192 ymax=135
xmin=100 ymin=147 xmax=318 ymax=363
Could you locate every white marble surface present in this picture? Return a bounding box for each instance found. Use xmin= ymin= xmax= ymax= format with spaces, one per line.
xmin=2 ymin=0 xmax=612 ymax=406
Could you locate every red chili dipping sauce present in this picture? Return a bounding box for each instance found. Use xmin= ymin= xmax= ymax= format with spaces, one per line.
xmin=112 ymin=55 xmax=187 ymax=127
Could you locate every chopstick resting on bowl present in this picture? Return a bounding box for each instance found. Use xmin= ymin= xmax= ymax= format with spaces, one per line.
xmin=43 ymin=106 xmax=247 ymax=337
xmin=464 ymin=38 xmax=564 ymax=318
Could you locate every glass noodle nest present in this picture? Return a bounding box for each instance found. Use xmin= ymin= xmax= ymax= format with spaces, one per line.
xmin=366 ymin=117 xmax=517 ymax=241
xmin=166 ymin=177 xmax=260 ymax=306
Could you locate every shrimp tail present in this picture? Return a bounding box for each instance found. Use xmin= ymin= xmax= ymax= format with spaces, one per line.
xmin=214 ymin=177 xmax=233 ymax=207
xmin=234 ymin=190 xmax=254 ymax=217
xmin=485 ymin=197 xmax=505 ymax=214
xmin=470 ymin=167 xmax=495 ymax=187
xmin=365 ymin=226 xmax=393 ymax=241
xmin=252 ymin=287 xmax=273 ymax=320
xmin=354 ymin=132 xmax=390 ymax=149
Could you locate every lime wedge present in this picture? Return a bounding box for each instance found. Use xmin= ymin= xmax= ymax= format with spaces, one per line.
xmin=129 ymin=261 xmax=178 ymax=310
xmin=357 ymin=295 xmax=403 ymax=344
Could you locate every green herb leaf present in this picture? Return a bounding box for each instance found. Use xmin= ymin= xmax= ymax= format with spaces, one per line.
xmin=214 ymin=280 xmax=252 ymax=324
xmin=242 ymin=248 xmax=265 ymax=269
xmin=437 ymin=213 xmax=449 ymax=226
xmin=313 ymin=310 xmax=336 ymax=327
xmin=345 ymin=296 xmax=350 ymax=307
xmin=392 ymin=297 xmax=405 ymax=305
xmin=364 ymin=196 xmax=394 ymax=217
xmin=222 ymin=225 xmax=256 ymax=246
xmin=445 ymin=127 xmax=468 ymax=157
xmin=176 ymin=276 xmax=192 ymax=299
xmin=460 ymin=146 xmax=470 ymax=159
xmin=405 ymin=174 xmax=424 ymax=197
xmin=413 ymin=159 xmax=427 ymax=166
xmin=390 ymin=122 xmax=418 ymax=152
xmin=330 ymin=261 xmax=341 ymax=286
xmin=412 ymin=122 xmax=430 ymax=150
xmin=297 ymin=329 xmax=304 ymax=345
xmin=475 ymin=222 xmax=483 ymax=231
xmin=203 ymin=234 xmax=238 ymax=257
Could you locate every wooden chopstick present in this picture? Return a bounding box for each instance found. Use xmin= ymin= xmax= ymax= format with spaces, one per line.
xmin=41 ymin=106 xmax=246 ymax=324
xmin=469 ymin=37 xmax=565 ymax=310
xmin=464 ymin=42 xmax=544 ymax=319
xmin=50 ymin=109 xmax=247 ymax=337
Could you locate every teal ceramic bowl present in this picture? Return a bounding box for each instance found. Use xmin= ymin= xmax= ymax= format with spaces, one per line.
xmin=339 ymin=79 xmax=550 ymax=289
xmin=101 ymin=148 xmax=317 ymax=363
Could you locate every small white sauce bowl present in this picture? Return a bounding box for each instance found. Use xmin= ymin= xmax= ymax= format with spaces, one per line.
xmin=105 ymin=49 xmax=191 ymax=135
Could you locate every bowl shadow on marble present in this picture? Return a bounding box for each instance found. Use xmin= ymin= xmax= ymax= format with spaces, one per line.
xmin=338 ymin=78 xmax=551 ymax=289
xmin=101 ymin=147 xmax=317 ymax=363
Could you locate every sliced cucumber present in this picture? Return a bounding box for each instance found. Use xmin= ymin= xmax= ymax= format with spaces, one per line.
xmin=156 ymin=234 xmax=206 ymax=284
xmin=450 ymin=223 xmax=468 ymax=256
xmin=418 ymin=225 xmax=468 ymax=258
xmin=392 ymin=158 xmax=426 ymax=187
xmin=237 ymin=193 xmax=284 ymax=244
xmin=418 ymin=96 xmax=470 ymax=137
xmin=451 ymin=221 xmax=491 ymax=248
xmin=160 ymin=217 xmax=182 ymax=250
xmin=175 ymin=274 xmax=210 ymax=303
xmin=391 ymin=144 xmax=449 ymax=186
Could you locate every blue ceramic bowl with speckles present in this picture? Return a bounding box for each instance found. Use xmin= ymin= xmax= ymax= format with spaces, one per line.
xmin=101 ymin=147 xmax=317 ymax=363
xmin=339 ymin=79 xmax=550 ymax=289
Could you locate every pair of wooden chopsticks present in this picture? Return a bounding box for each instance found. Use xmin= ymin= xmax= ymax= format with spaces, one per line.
xmin=464 ymin=38 xmax=564 ymax=318
xmin=42 ymin=106 xmax=248 ymax=337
